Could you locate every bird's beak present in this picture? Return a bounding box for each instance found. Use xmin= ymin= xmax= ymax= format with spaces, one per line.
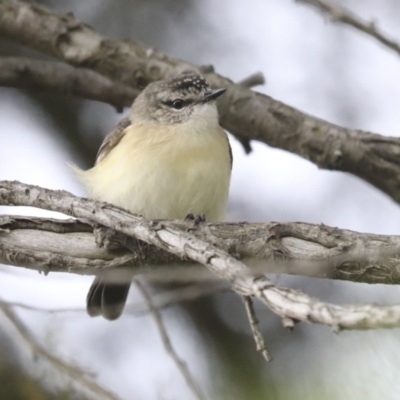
xmin=201 ymin=88 xmax=226 ymax=103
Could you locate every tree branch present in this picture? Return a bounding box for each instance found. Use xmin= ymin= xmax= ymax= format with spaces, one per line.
xmin=238 ymin=72 xmax=265 ymax=88
xmin=2 ymin=0 xmax=400 ymax=202
xmin=241 ymin=296 xmax=272 ymax=362
xmin=0 ymin=282 xmax=229 ymax=316
xmin=296 ymin=0 xmax=400 ymax=58
xmin=134 ymin=280 xmax=206 ymax=400
xmin=0 ymin=299 xmax=121 ymax=400
xmin=2 ymin=210 xmax=400 ymax=285
xmin=0 ymin=56 xmax=139 ymax=111
xmin=2 ymin=181 xmax=400 ymax=332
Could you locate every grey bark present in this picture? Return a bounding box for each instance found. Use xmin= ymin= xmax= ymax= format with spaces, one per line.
xmin=2 ymin=214 xmax=400 ymax=286
xmin=2 ymin=180 xmax=400 ymax=331
xmin=2 ymin=0 xmax=400 ymax=202
xmin=0 ymin=57 xmax=139 ymax=111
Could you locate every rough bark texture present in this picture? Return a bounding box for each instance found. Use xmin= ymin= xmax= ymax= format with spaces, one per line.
xmin=2 ymin=0 xmax=400 ymax=202
xmin=2 ymin=180 xmax=400 ymax=331
xmin=1 ymin=214 xmax=400 ymax=285
xmin=0 ymin=57 xmax=139 ymax=110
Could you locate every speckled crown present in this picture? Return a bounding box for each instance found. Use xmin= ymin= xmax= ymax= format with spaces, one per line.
xmin=167 ymin=73 xmax=210 ymax=94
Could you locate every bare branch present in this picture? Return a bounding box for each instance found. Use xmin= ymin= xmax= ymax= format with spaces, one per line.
xmin=238 ymin=72 xmax=265 ymax=88
xmin=296 ymin=0 xmax=400 ymax=57
xmin=127 ymin=282 xmax=229 ymax=315
xmin=2 ymin=181 xmax=400 ymax=332
xmin=235 ymin=72 xmax=266 ymax=153
xmin=0 ymin=299 xmax=121 ymax=400
xmin=241 ymin=296 xmax=272 ymax=361
xmin=0 ymin=282 xmax=229 ymax=316
xmin=134 ymin=280 xmax=207 ymax=400
xmin=2 ymin=0 xmax=400 ymax=202
xmin=0 ymin=299 xmax=85 ymax=314
xmin=2 ymin=212 xmax=400 ymax=286
xmin=0 ymin=56 xmax=138 ymax=111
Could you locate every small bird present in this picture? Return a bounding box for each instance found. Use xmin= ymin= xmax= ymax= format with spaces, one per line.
xmin=74 ymin=72 xmax=232 ymax=320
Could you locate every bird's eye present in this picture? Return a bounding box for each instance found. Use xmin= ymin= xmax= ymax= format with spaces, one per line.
xmin=171 ymin=99 xmax=185 ymax=110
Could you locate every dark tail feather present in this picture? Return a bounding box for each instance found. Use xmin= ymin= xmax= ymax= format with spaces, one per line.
xmin=101 ymin=282 xmax=131 ymax=320
xmin=86 ymin=276 xmax=104 ymax=317
xmin=87 ymin=275 xmax=131 ymax=320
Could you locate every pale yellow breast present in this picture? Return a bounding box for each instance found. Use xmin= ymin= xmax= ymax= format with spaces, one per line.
xmin=76 ymin=121 xmax=231 ymax=222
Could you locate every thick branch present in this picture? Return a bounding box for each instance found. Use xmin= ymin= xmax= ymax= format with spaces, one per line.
xmin=0 ymin=216 xmax=138 ymax=275
xmin=0 ymin=56 xmax=138 ymax=111
xmin=2 ymin=1 xmax=400 ymax=203
xmin=2 ymin=214 xmax=400 ymax=285
xmin=296 ymin=0 xmax=400 ymax=57
xmin=2 ymin=181 xmax=400 ymax=331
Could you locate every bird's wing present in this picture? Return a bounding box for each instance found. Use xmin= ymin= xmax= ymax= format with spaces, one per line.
xmin=95 ymin=116 xmax=132 ymax=165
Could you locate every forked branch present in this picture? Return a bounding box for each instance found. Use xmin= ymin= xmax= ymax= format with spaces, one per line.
xmin=2 ymin=180 xmax=400 ymax=333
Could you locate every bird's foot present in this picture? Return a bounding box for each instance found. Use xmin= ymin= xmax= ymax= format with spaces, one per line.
xmin=185 ymin=213 xmax=206 ymax=230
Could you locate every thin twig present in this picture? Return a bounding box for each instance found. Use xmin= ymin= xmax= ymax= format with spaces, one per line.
xmin=238 ymin=72 xmax=265 ymax=88
xmin=134 ymin=280 xmax=207 ymax=400
xmin=127 ymin=281 xmax=229 ymax=315
xmin=234 ymin=73 xmax=266 ymax=153
xmin=296 ymin=0 xmax=400 ymax=57
xmin=0 ymin=282 xmax=229 ymax=316
xmin=0 ymin=299 xmax=121 ymax=400
xmin=0 ymin=300 xmax=85 ymax=314
xmin=241 ymin=296 xmax=272 ymax=362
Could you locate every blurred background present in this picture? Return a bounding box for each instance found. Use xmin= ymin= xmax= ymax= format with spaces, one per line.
xmin=1 ymin=0 xmax=400 ymax=399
